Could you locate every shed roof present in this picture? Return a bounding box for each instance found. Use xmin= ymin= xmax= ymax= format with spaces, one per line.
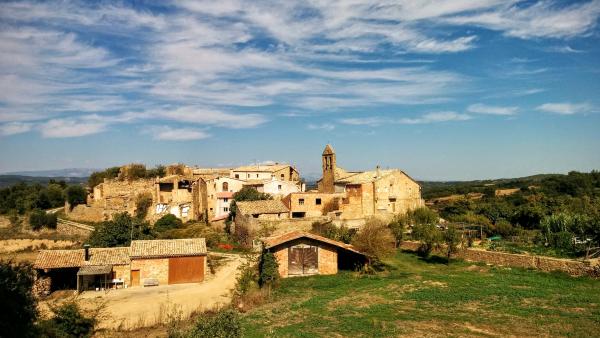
xmin=233 ymin=164 xmax=292 ymax=173
xmin=77 ymin=265 xmax=112 ymax=276
xmin=236 ymin=200 xmax=289 ymax=215
xmin=262 ymin=231 xmax=365 ymax=256
xmin=34 ymin=247 xmax=130 ymax=269
xmin=130 ymin=238 xmax=207 ymax=258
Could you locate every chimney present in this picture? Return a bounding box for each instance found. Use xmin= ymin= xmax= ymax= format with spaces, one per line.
xmin=376 ymin=165 xmax=381 ymax=178
xmin=84 ymin=244 xmax=90 ymax=261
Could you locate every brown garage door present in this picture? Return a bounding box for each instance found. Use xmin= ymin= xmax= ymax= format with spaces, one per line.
xmin=288 ymin=245 xmax=318 ymax=276
xmin=168 ymin=256 xmax=204 ymax=284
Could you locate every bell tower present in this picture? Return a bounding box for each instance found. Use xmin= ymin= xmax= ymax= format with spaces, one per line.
xmin=321 ymin=144 xmax=336 ymax=193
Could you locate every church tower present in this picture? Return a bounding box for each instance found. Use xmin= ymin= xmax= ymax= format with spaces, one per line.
xmin=321 ymin=144 xmax=336 ymax=193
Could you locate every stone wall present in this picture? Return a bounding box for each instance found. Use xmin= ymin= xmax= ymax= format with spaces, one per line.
xmin=400 ymin=241 xmax=594 ymax=277
xmin=271 ymin=239 xmax=338 ymax=277
xmin=113 ymin=264 xmax=131 ymax=286
xmin=130 ymin=258 xmax=169 ymax=286
xmin=68 ymin=204 xmax=105 ymax=222
xmin=56 ymin=222 xmax=93 ymax=237
xmin=318 ymin=244 xmax=338 ymax=275
xmin=273 ymin=246 xmax=289 ymax=277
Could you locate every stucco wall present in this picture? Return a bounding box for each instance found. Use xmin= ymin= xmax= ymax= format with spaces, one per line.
xmin=130 ymin=258 xmax=169 ymax=286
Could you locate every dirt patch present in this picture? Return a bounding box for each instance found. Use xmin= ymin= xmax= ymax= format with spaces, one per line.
xmin=463 ymin=323 xmax=500 ymax=336
xmin=466 ymin=264 xmax=490 ymax=273
xmin=327 ymin=293 xmax=390 ymax=311
xmin=422 ymin=280 xmax=448 ymax=288
xmin=0 ymin=215 xmax=11 ymax=228
xmin=0 ymin=239 xmax=76 ymax=253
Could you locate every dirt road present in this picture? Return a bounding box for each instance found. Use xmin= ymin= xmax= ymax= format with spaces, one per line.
xmin=77 ymin=254 xmax=244 ymax=330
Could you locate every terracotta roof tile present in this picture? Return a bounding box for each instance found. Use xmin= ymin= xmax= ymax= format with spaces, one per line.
xmin=236 ymin=200 xmax=289 ymax=215
xmin=34 ymin=247 xmax=130 ymax=269
xmin=130 ymin=238 xmax=207 ymax=258
xmin=262 ymin=231 xmax=365 ymax=256
xmin=233 ymin=164 xmax=292 ymax=173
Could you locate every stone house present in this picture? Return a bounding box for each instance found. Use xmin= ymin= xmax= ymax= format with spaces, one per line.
xmin=261 ymin=231 xmax=366 ymax=277
xmin=129 ymin=238 xmax=207 ymax=286
xmin=33 ymin=238 xmax=206 ymax=293
xmin=154 ymin=174 xmax=208 ymax=222
xmin=232 ymin=164 xmax=300 ymax=182
xmin=243 ymin=177 xmax=304 ymax=197
xmin=205 ymin=176 xmax=246 ymax=220
xmin=235 ymin=200 xmax=290 ymax=221
xmin=282 ymin=192 xmax=343 ymax=218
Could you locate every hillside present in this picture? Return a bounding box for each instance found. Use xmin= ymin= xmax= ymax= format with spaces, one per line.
xmin=0 ymin=175 xmax=87 ymax=188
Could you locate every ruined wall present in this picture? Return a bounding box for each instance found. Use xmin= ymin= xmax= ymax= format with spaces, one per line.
xmin=400 ymin=241 xmax=593 ymax=276
xmin=68 ymin=205 xmax=105 ymax=222
xmin=130 ymin=258 xmax=169 ymax=286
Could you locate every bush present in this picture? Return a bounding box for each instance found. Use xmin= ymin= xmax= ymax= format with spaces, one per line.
xmin=154 ymin=214 xmax=183 ymax=232
xmin=29 ymin=209 xmax=46 ymax=231
xmin=187 ymin=308 xmax=241 ymax=338
xmin=311 ymin=222 xmax=356 ymax=244
xmin=351 ymin=218 xmax=395 ymax=262
xmin=412 ymin=223 xmax=442 ymax=257
xmin=135 ymin=193 xmax=153 ymax=219
xmin=45 ymin=213 xmax=57 ymax=229
xmin=65 ymin=185 xmax=86 ymax=208
xmin=39 ymin=302 xmax=95 ymax=338
xmin=410 ymin=207 xmax=439 ymax=226
xmin=88 ymin=212 xmax=154 ymax=247
xmin=258 ymin=251 xmax=279 ymax=288
xmin=493 ymin=219 xmax=516 ymax=238
xmin=443 ymin=225 xmax=462 ymax=260
xmin=0 ymin=261 xmax=38 ymax=337
xmin=388 ymin=215 xmax=408 ymax=247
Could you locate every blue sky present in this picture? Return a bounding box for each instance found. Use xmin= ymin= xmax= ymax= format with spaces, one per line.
xmin=0 ymin=0 xmax=599 ymax=180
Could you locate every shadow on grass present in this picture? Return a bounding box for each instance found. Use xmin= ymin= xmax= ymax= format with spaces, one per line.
xmin=420 ymin=255 xmax=449 ymax=265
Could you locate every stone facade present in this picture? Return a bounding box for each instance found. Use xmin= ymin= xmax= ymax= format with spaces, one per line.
xmin=269 ymin=238 xmax=338 ymax=278
xmin=130 ymin=257 xmax=170 ymax=285
xmin=282 ymin=192 xmax=343 ymax=218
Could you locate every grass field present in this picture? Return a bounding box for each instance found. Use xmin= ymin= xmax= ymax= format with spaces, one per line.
xmin=241 ymin=251 xmax=600 ymax=337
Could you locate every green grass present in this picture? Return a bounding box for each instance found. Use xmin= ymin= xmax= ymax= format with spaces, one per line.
xmin=241 ymin=251 xmax=600 ymax=337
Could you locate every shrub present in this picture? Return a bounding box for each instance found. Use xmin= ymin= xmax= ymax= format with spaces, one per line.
xmin=29 ymin=209 xmax=46 ymax=231
xmin=88 ymin=212 xmax=154 ymax=247
xmin=65 ymin=185 xmax=86 ymax=208
xmin=135 ymin=193 xmax=153 ymax=219
xmin=258 ymin=251 xmax=279 ymax=288
xmin=351 ymin=218 xmax=395 ymax=262
xmin=410 ymin=207 xmax=439 ymax=226
xmin=234 ymin=259 xmax=258 ymax=297
xmin=187 ymin=308 xmax=241 ymax=338
xmin=39 ymin=302 xmax=95 ymax=338
xmin=45 ymin=213 xmax=57 ymax=229
xmin=388 ymin=215 xmax=408 ymax=247
xmin=154 ymin=214 xmax=183 ymax=232
xmin=493 ymin=219 xmax=516 ymax=238
xmin=0 ymin=261 xmax=38 ymax=337
xmin=443 ymin=225 xmax=462 ymax=260
xmin=412 ymin=223 xmax=442 ymax=257
xmin=311 ymin=222 xmax=356 ymax=244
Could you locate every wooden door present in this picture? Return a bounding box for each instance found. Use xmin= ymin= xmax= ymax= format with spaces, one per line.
xmin=288 ymin=245 xmax=318 ymax=276
xmin=168 ymin=256 xmax=204 ymax=284
xmin=131 ymin=270 xmax=140 ymax=287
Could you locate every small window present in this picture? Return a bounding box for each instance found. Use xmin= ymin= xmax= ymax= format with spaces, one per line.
xmin=316 ymin=198 xmax=321 ymax=205
xmin=253 ymin=214 xmax=259 ymax=218
xmin=256 ymin=174 xmax=259 ymax=178
xmin=280 ymin=174 xmax=284 ymax=179
xmin=222 ymin=182 xmax=229 ymax=191
xmin=299 ymin=198 xmax=304 ymax=205
xmin=235 ymin=174 xmax=239 ymax=179
xmin=223 ymin=198 xmax=228 ymax=203
xmin=278 ymin=185 xmax=282 ymax=191
xmin=247 ymin=174 xmax=250 ymax=178
xmin=224 ymin=207 xmax=229 ymax=212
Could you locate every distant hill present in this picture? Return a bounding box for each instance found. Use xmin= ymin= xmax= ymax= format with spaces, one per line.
xmin=0 ymin=175 xmax=88 ymax=188
xmin=3 ymin=168 xmax=98 ymax=177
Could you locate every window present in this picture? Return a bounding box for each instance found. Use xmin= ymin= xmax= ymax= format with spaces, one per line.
xmin=247 ymin=174 xmax=250 ymax=178
xmin=222 ymin=182 xmax=229 ymax=191
xmin=235 ymin=174 xmax=239 ymax=179
xmin=278 ymin=185 xmax=282 ymax=191
xmin=256 ymin=174 xmax=259 ymax=178
xmin=280 ymin=174 xmax=284 ymax=179
xmin=316 ymin=198 xmax=321 ymax=205
xmin=223 ymin=198 xmax=228 ymax=203
xmin=299 ymin=198 xmax=304 ymax=205
xmin=224 ymin=207 xmax=229 ymax=212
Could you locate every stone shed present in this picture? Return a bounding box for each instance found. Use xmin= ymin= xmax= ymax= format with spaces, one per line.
xmin=261 ymin=231 xmax=366 ymax=278
xmin=129 ymin=238 xmax=207 ymax=286
xmin=236 ymin=200 xmax=290 ymax=220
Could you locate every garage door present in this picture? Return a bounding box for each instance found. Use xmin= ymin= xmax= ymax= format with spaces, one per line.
xmin=168 ymin=256 xmax=204 ymax=284
xmin=288 ymin=245 xmax=318 ymax=276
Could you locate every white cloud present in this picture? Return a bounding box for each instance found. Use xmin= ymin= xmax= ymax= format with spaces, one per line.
xmin=307 ymin=123 xmax=336 ymax=131
xmin=39 ymin=119 xmax=107 ymax=138
xmin=467 ymin=103 xmax=518 ymax=115
xmin=340 ymin=112 xmax=472 ymax=126
xmin=536 ymin=102 xmax=593 ymax=115
xmin=339 ymin=117 xmax=387 ymax=127
xmin=0 ymin=122 xmax=32 ymax=136
xmin=152 ymin=127 xmax=210 ymax=141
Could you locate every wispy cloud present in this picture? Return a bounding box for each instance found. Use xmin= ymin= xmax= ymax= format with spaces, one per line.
xmin=307 ymin=123 xmax=336 ymax=131
xmin=340 ymin=112 xmax=472 ymax=126
xmin=39 ymin=119 xmax=107 ymax=138
xmin=0 ymin=122 xmax=32 ymax=136
xmin=467 ymin=103 xmax=519 ymax=116
xmin=536 ymin=102 xmax=593 ymax=115
xmin=151 ymin=126 xmax=211 ymax=141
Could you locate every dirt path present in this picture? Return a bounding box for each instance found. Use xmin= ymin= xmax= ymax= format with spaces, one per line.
xmin=77 ymin=254 xmax=245 ymax=330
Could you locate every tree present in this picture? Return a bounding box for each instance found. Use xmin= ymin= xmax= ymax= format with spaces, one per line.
xmin=443 ymin=225 xmax=462 ymax=261
xmin=351 ymin=218 xmax=395 ymax=262
xmin=258 ymin=250 xmax=280 ymax=288
xmin=388 ymin=215 xmax=408 ymax=248
xmin=229 ymin=187 xmax=272 ymax=220
xmin=154 ymin=214 xmax=183 ymax=232
xmin=88 ymin=212 xmax=154 ymax=247
xmin=135 ymin=193 xmax=153 ymax=219
xmin=65 ymin=185 xmax=86 ymax=208
xmin=29 ymin=209 xmax=47 ymax=231
xmin=188 ymin=308 xmax=241 ymax=338
xmin=412 ymin=223 xmax=442 ymax=258
xmin=0 ymin=261 xmax=38 ymax=337
xmin=88 ymin=167 xmax=120 ymax=189
xmin=38 ymin=302 xmax=95 ymax=338
xmin=411 ymin=207 xmax=439 ymax=226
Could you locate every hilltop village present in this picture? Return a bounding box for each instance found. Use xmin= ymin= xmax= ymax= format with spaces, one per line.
xmin=67 ymin=145 xmax=424 ymax=229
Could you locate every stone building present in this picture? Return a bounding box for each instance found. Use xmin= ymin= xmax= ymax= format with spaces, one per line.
xmin=33 ymin=238 xmax=207 ymax=292
xmin=235 ymin=200 xmax=290 ymax=221
xmin=232 ymin=163 xmax=300 ymax=182
xmin=261 ymin=231 xmax=366 ymax=277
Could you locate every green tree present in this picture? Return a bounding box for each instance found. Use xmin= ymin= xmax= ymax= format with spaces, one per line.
xmin=388 ymin=214 xmax=408 ymax=248
xmin=135 ymin=193 xmax=153 ymax=219
xmin=154 ymin=214 xmax=183 ymax=232
xmin=0 ymin=261 xmax=38 ymax=337
xmin=443 ymin=225 xmax=462 ymax=261
xmin=88 ymin=212 xmax=154 ymax=247
xmin=412 ymin=223 xmax=442 ymax=258
xmin=258 ymin=250 xmax=280 ymax=288
xmin=46 ymin=184 xmax=65 ymax=207
xmin=87 ymin=167 xmax=120 ymax=189
xmin=229 ymin=187 xmax=272 ymax=219
xmin=187 ymin=308 xmax=241 ymax=338
xmin=38 ymin=302 xmax=95 ymax=338
xmin=351 ymin=218 xmax=395 ymax=262
xmin=65 ymin=185 xmax=86 ymax=208
xmin=410 ymin=207 xmax=439 ymax=225
xmin=29 ymin=209 xmax=47 ymax=231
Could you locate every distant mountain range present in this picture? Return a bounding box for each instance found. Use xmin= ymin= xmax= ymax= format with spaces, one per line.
xmin=2 ymin=168 xmax=99 ymax=178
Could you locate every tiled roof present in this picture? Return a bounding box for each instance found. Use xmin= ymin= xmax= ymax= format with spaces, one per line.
xmin=336 ymin=169 xmax=395 ymax=184
xmin=130 ymin=238 xmax=207 ymax=258
xmin=77 ymin=265 xmax=112 ymax=276
xmin=236 ymin=200 xmax=289 ymax=215
xmin=34 ymin=247 xmax=130 ymax=269
xmin=262 ymin=231 xmax=365 ymax=256
xmin=216 ymin=191 xmax=234 ymax=198
xmin=233 ymin=164 xmax=291 ymax=173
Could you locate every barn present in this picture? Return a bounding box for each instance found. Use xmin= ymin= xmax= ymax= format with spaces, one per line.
xmin=261 ymin=231 xmax=366 ymax=278
xmin=129 ymin=238 xmax=207 ymax=286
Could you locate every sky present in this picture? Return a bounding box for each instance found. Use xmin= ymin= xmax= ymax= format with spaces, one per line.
xmin=0 ymin=0 xmax=599 ymax=180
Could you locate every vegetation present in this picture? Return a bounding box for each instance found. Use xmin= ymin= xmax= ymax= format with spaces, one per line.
xmin=351 ymin=218 xmax=395 ymax=262
xmin=135 ymin=193 xmax=153 ymax=219
xmin=310 ymin=221 xmax=356 ymax=244
xmin=412 ymin=223 xmax=442 ymax=258
xmin=258 ymin=251 xmax=280 ymax=288
xmin=88 ymin=212 xmax=154 ymax=247
xmin=442 ymin=225 xmax=462 ymax=260
xmin=87 ymin=166 xmax=120 ymax=189
xmin=87 ymin=164 xmax=166 ymax=189
xmin=240 ymin=251 xmax=600 ymax=337
xmin=229 ymin=187 xmax=272 ymax=220
xmin=0 ymin=261 xmax=38 ymax=337
xmin=65 ymin=185 xmax=86 ymax=208
xmin=0 ymin=181 xmax=68 ymax=214
xmin=38 ymin=302 xmax=96 ymax=338
xmin=183 ymin=308 xmax=241 ymax=338
xmin=29 ymin=209 xmax=57 ymax=230
xmin=154 ymin=214 xmax=184 ymax=232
